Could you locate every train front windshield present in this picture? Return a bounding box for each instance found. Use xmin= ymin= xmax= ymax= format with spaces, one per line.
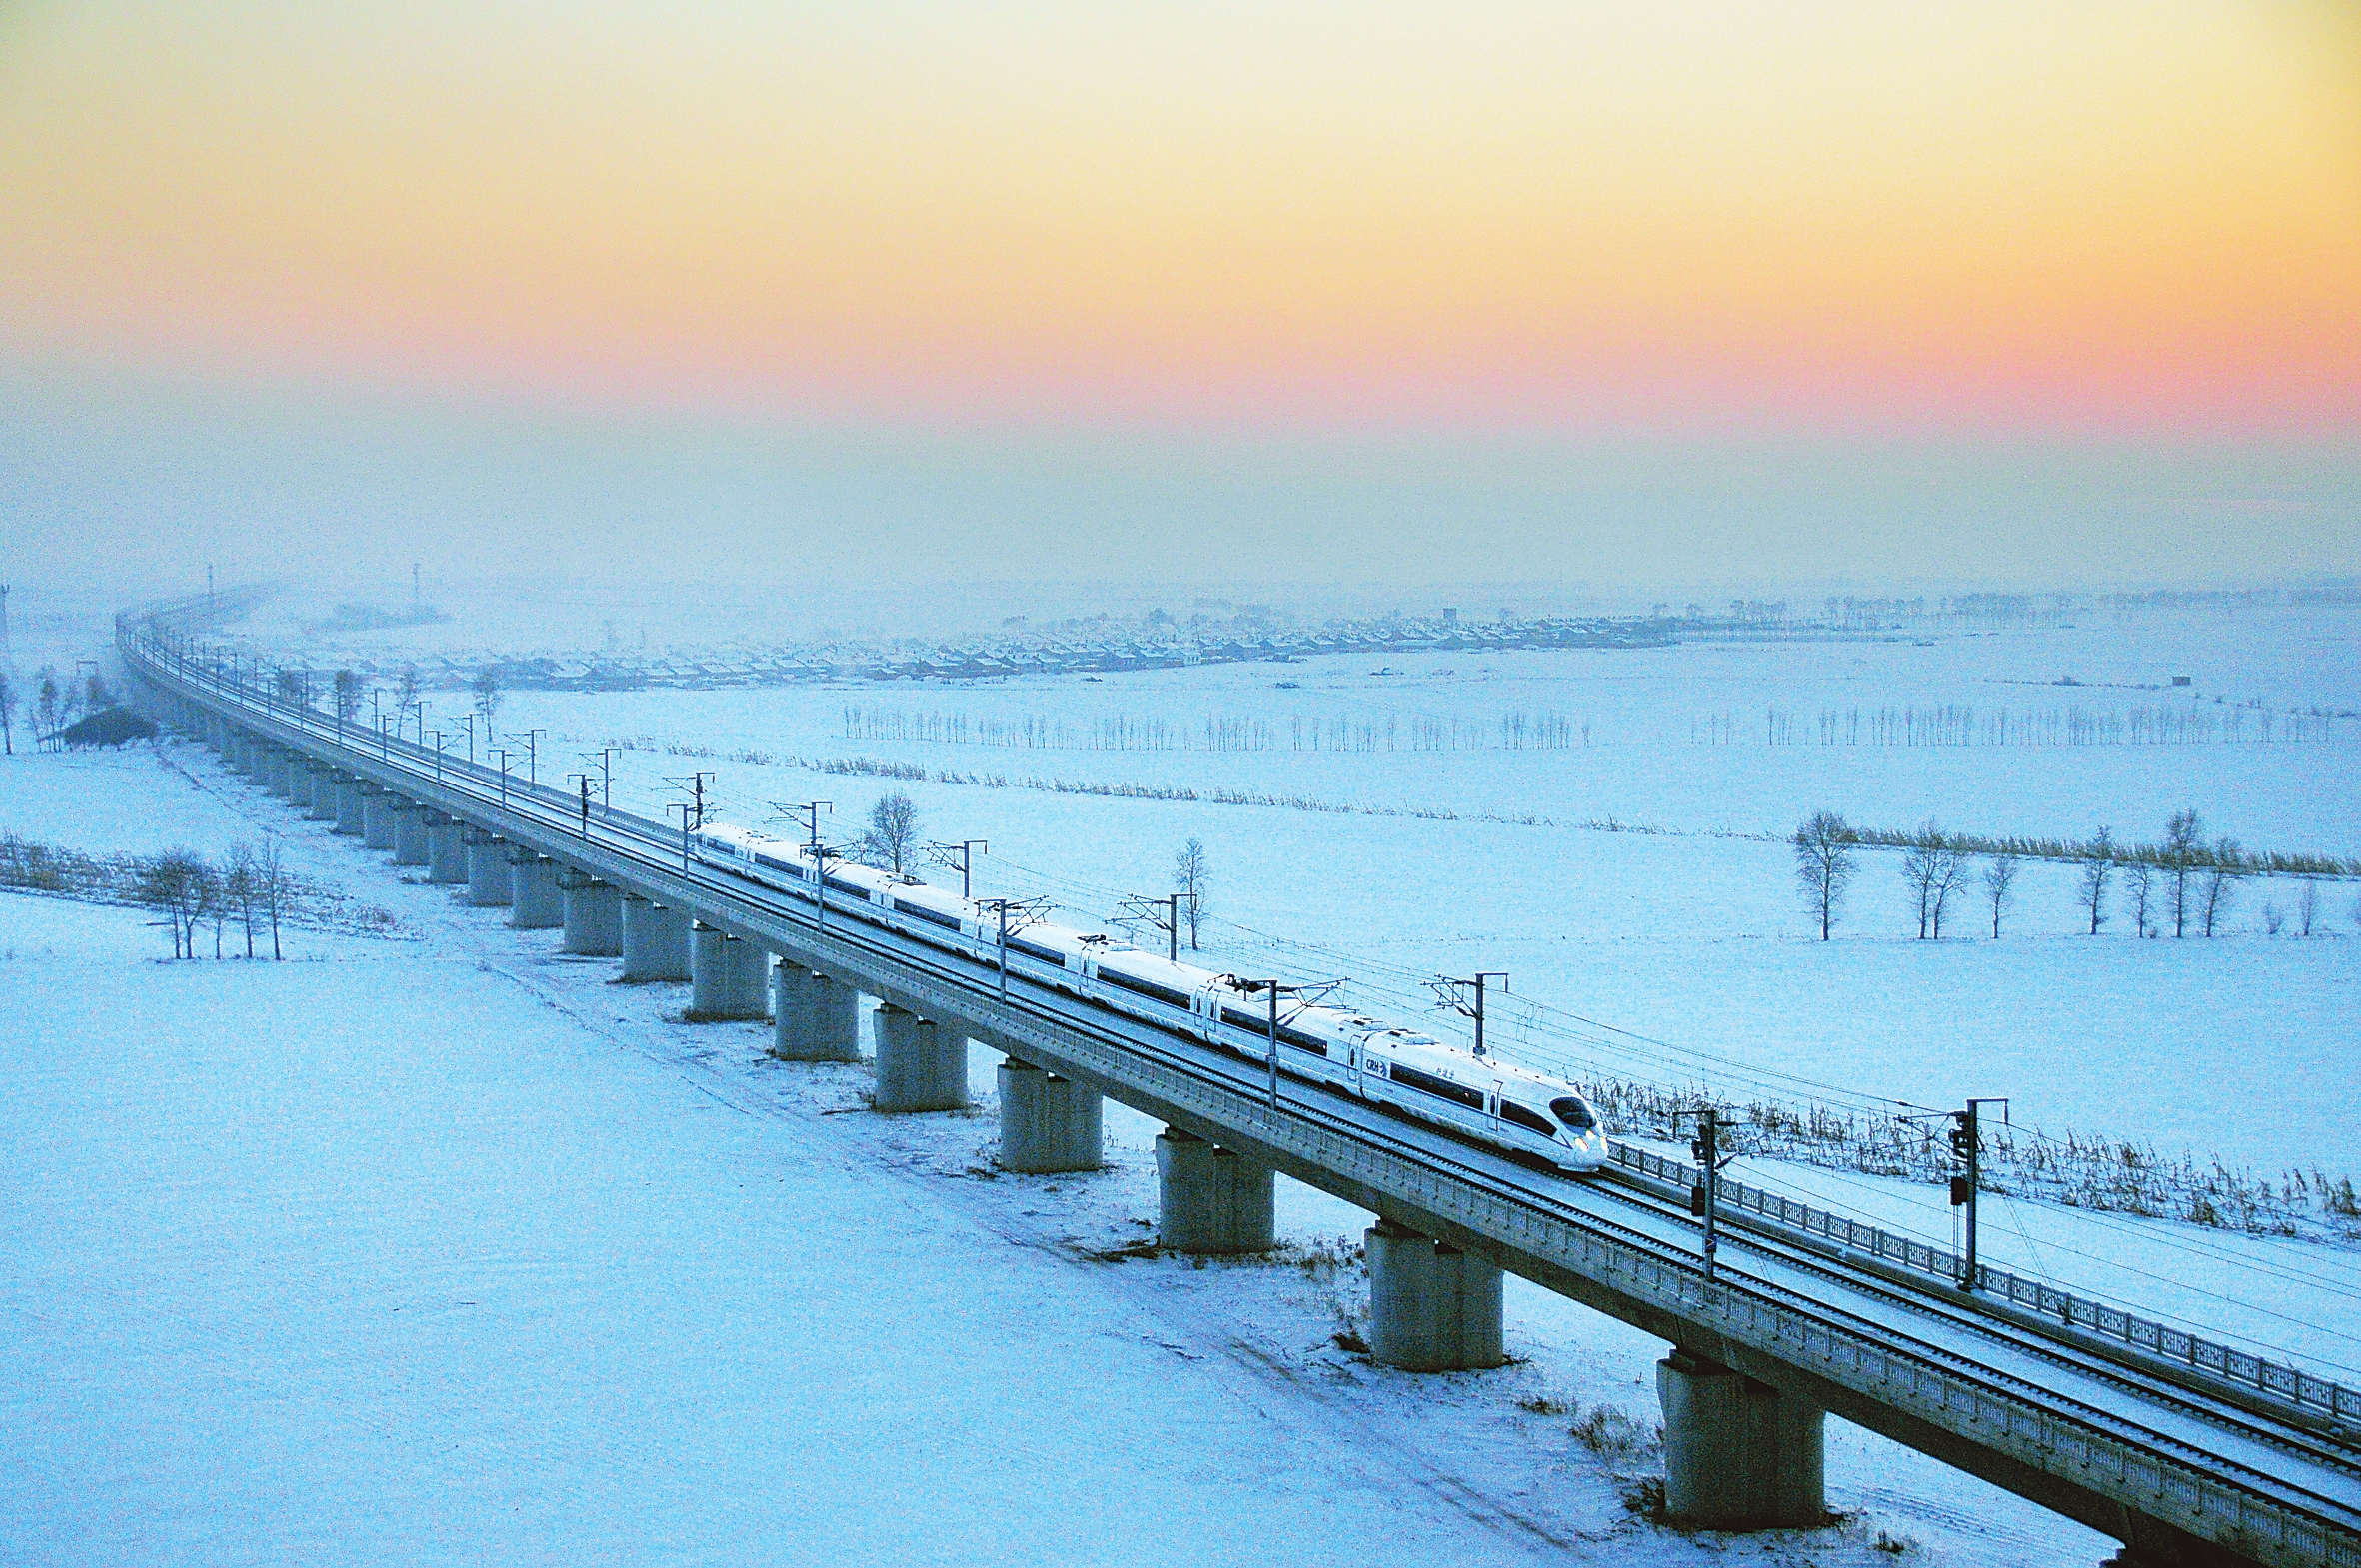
xmin=1549 ymin=1097 xmax=1597 ymax=1132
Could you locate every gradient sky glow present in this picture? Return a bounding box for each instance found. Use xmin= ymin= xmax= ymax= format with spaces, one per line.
xmin=2 ymin=2 xmax=2357 ymax=591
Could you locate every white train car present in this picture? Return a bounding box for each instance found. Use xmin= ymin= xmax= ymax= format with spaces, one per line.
xmin=688 ymin=821 xmax=1608 ymax=1173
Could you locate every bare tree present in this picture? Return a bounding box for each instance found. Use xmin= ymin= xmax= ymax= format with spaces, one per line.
xmin=2262 ymin=901 xmax=2284 ymax=936
xmin=225 ymin=842 xmax=260 ymax=958
xmin=1901 ymin=820 xmax=1966 ymax=939
xmin=140 ymin=848 xmax=213 ymax=959
xmin=1791 ymin=810 xmax=1855 ymax=940
xmin=209 ymin=866 xmax=230 ymax=957
xmin=0 ymin=670 xmax=15 ymax=755
xmin=182 ymin=858 xmax=216 ymax=958
xmin=332 ymin=669 xmax=362 ymax=728
xmin=85 ymin=671 xmax=112 ymax=712
xmin=2199 ymin=838 xmax=2240 ymax=937
xmin=1930 ymin=842 xmax=1969 ymax=938
xmin=471 ymin=667 xmax=503 ymax=730
xmin=258 ymin=834 xmax=287 ymax=959
xmin=394 ymin=661 xmax=422 ymax=737
xmin=1983 ymin=854 xmax=2019 ymax=938
xmin=856 ymin=791 xmax=921 ymax=874
xmin=1175 ymin=836 xmax=1208 ymax=950
xmin=138 ymin=850 xmax=195 ymax=957
xmin=2163 ymin=808 xmax=2203 ymax=937
xmin=2299 ymin=878 xmax=2320 ymax=938
xmin=2077 ymin=826 xmax=2112 ymax=934
xmin=2126 ymin=860 xmax=2156 ymax=937
xmin=35 ymin=667 xmax=59 ymax=749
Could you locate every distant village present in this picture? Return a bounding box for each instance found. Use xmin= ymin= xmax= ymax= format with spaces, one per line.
xmin=167 ymin=578 xmax=2361 ymax=697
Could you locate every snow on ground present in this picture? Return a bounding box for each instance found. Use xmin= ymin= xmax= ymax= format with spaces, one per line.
xmin=0 ymin=735 xmax=2112 ymax=1565
xmin=323 ymin=598 xmax=2353 ymax=1384
xmin=459 ymin=662 xmax=2360 ymax=1179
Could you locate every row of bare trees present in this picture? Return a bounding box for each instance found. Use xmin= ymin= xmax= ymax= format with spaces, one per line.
xmin=0 ymin=666 xmax=117 ymax=753
xmin=138 ymin=839 xmax=291 ymax=960
xmin=1795 ymin=808 xmax=2268 ymax=940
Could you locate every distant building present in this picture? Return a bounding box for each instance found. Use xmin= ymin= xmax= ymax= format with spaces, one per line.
xmin=2171 ymin=675 xmax=2192 ymax=687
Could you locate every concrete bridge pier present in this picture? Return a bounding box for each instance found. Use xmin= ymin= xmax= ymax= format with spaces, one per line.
xmin=1655 ymin=1351 xmax=1826 ymax=1530
xmin=333 ymin=778 xmax=364 ymax=835
xmin=361 ymin=787 xmax=400 ymax=850
xmin=872 ymin=1004 xmax=967 ymax=1111
xmin=262 ymin=751 xmax=290 ymax=796
xmin=1155 ymin=1129 xmax=1274 ymax=1253
xmin=1365 ymin=1219 xmax=1506 ymax=1372
xmin=465 ymin=830 xmax=513 ymax=906
xmin=510 ymin=854 xmax=563 ymax=929
xmin=426 ymin=817 xmax=469 ymax=882
xmin=392 ymin=801 xmax=430 ymax=866
xmin=771 ymin=965 xmax=863 ymax=1061
xmin=306 ymin=767 xmax=339 ymax=820
xmin=620 ymin=896 xmax=692 ymax=981
xmin=689 ymin=922 xmax=770 ymax=1019
xmin=559 ymin=875 xmax=622 ymax=955
xmin=997 ymin=1057 xmax=1103 ymax=1172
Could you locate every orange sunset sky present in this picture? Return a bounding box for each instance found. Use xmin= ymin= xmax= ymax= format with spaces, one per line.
xmin=2 ymin=1 xmax=2356 ymax=588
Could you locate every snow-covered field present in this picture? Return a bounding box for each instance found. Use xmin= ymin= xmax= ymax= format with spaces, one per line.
xmin=7 ymin=589 xmax=2356 ymax=1560
xmin=397 ymin=603 xmax=2359 ymax=1186
xmin=0 ymin=733 xmax=2117 ymax=1565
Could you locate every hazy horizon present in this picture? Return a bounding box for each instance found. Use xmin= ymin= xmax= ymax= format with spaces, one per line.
xmin=4 ymin=2 xmax=2357 ymax=601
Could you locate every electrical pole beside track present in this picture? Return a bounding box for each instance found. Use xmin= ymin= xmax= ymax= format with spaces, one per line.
xmin=583 ymin=747 xmax=618 ymax=814
xmin=510 ymin=729 xmax=545 ymax=785
xmin=925 ymin=839 xmax=988 ymax=899
xmin=777 ymin=801 xmax=833 ymax=931
xmin=973 ymin=897 xmax=1051 ymax=1001
xmin=1117 ymin=892 xmax=1185 ymax=962
xmin=1430 ymin=971 xmax=1509 ymax=1058
xmin=1232 ymin=978 xmax=1322 ymax=1110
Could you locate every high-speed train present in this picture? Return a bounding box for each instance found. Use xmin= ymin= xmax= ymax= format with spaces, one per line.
xmin=691 ymin=820 xmax=1609 ymax=1174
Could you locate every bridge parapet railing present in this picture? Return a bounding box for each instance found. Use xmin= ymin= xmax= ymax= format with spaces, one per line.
xmin=1608 ymin=1141 xmax=2360 ymax=1428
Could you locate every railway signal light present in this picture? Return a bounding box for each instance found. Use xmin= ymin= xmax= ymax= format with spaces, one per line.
xmin=1949 ymin=1098 xmax=2009 ymax=1291
xmin=1674 ymin=1102 xmax=1735 ymax=1281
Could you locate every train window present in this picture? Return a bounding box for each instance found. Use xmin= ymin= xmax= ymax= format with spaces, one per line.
xmin=1278 ymin=1027 xmax=1328 ymax=1056
xmin=1391 ymin=1063 xmax=1485 ymax=1110
xmin=1549 ymin=1097 xmax=1597 ymax=1131
xmin=892 ymin=899 xmax=962 ymax=930
xmin=1500 ymin=1101 xmax=1556 ymax=1137
xmin=1098 ymin=966 xmax=1191 ymax=1008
